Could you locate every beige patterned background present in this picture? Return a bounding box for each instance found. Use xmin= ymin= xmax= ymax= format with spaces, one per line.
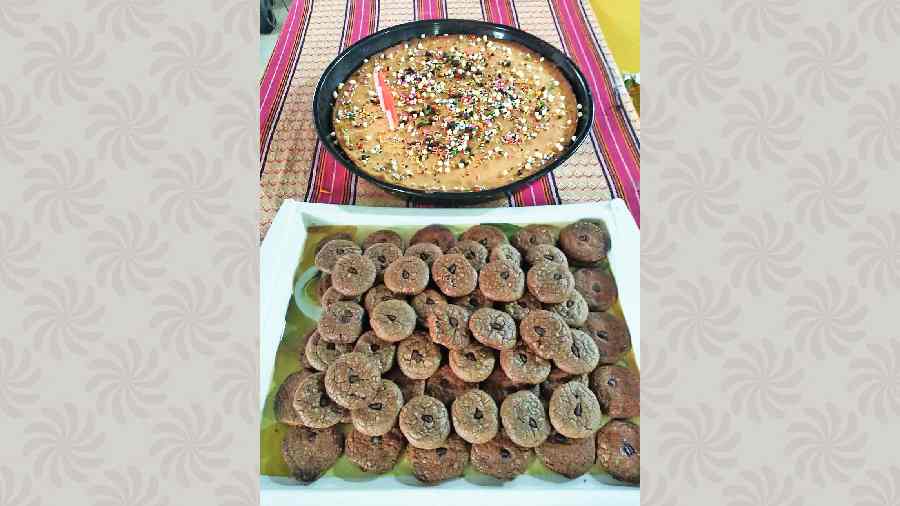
xmin=1 ymin=0 xmax=898 ymax=505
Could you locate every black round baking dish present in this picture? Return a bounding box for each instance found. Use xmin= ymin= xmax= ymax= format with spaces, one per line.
xmin=313 ymin=19 xmax=594 ymax=203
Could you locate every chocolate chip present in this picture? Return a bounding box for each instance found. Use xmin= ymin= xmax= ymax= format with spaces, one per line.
xmin=571 ymin=342 xmax=581 ymax=358
xmin=411 ymin=350 xmax=424 ymax=362
xmin=528 ymin=236 xmax=538 ymax=244
xmin=436 ymin=447 xmax=448 ymax=457
xmin=402 ymin=270 xmax=410 ymax=279
xmin=499 ymin=448 xmax=511 ymax=459
xmin=449 ymin=316 xmax=458 ymax=327
xmin=348 ymin=373 xmax=359 ymax=384
xmin=465 ymin=252 xmax=474 ymax=260
xmin=595 ymin=330 xmax=609 ymax=341
xmin=528 ymin=417 xmax=538 ymax=429
xmin=490 ymin=321 xmax=504 ymax=331
xmin=565 ymin=299 xmax=574 ymax=308
xmin=377 ymin=255 xmax=386 ymax=263
xmin=578 ymin=235 xmax=589 ymax=242
xmin=474 ymin=408 xmax=483 ymax=419
xmin=319 ymin=396 xmax=329 ymax=407
xmin=422 ymin=414 xmax=434 ymax=424
xmin=469 ymin=297 xmax=478 ymax=306
xmin=592 ymin=283 xmax=602 ymax=292
xmin=553 ymin=272 xmax=562 ymax=280
xmin=574 ymin=403 xmax=583 ymax=417
xmin=336 ymin=248 xmax=346 ymax=255
xmin=465 ymin=352 xmax=477 ymax=362
xmin=340 ymin=309 xmax=353 ymax=322
xmin=386 ymin=313 xmax=397 ymax=322
xmin=517 ymin=352 xmax=528 ymax=365
xmin=534 ymin=326 xmax=545 ymax=337
xmin=622 ymin=442 xmax=636 ymax=457
xmin=426 ymin=297 xmax=436 ymax=305
xmin=370 ymin=435 xmax=382 ymax=444
xmin=307 ymin=431 xmax=318 ymax=442
xmin=543 ymin=254 xmax=555 ymax=261
xmin=419 ymin=253 xmax=429 ymax=261
xmin=370 ymin=343 xmax=381 ymax=352
xmin=500 ymin=270 xmax=510 ymax=279
xmin=607 ymin=377 xmax=617 ymax=387
xmin=447 ymin=264 xmax=457 ymax=274
xmin=348 ymin=266 xmax=358 ymax=275
xmin=368 ymin=402 xmax=383 ymax=411
xmin=326 ymin=342 xmax=335 ymax=350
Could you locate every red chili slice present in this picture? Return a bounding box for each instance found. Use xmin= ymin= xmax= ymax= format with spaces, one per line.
xmin=373 ymin=69 xmax=397 ymax=130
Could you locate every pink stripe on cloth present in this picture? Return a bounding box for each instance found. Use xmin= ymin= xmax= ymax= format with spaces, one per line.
xmin=555 ymin=0 xmax=640 ymax=224
xmin=421 ymin=0 xmax=444 ymax=19
xmin=259 ymin=0 xmax=306 ymax=156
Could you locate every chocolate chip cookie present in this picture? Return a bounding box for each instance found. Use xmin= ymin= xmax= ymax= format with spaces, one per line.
xmin=470 ymin=434 xmax=532 ymax=481
xmin=396 ymin=331 xmax=442 ymax=380
xmin=425 ymin=364 xmax=471 ymax=406
xmin=499 ymin=345 xmax=551 ymax=385
xmin=559 ymin=220 xmax=610 ymax=265
xmin=432 ymin=253 xmax=478 ymax=297
xmin=427 ymin=303 xmax=472 ymax=350
xmin=451 ymin=389 xmax=499 ymax=444
xmin=468 ymin=307 xmax=517 ymax=351
xmin=324 ymin=351 xmax=381 ymax=409
xmin=305 ymin=330 xmax=353 ymax=371
xmin=399 ymin=395 xmax=451 ymax=449
xmin=345 ymin=427 xmax=406 ymax=474
xmin=410 ymin=224 xmax=457 ymax=252
xmin=351 ymin=379 xmax=404 ymax=436
xmin=460 ymin=224 xmax=509 ymax=251
xmin=554 ymin=328 xmax=600 ymax=375
xmin=384 ymin=255 xmax=430 ymax=295
xmin=540 ymin=368 xmax=588 ymax=403
xmin=526 ymin=261 xmax=575 ymax=304
xmin=501 ymin=292 xmax=543 ymax=321
xmin=500 ymin=390 xmax=551 ymax=448
xmin=490 ymin=243 xmax=523 ymax=266
xmin=317 ymin=301 xmax=365 ymax=344
xmin=447 ymin=240 xmax=489 ymax=271
xmin=370 ymin=299 xmax=416 ymax=342
xmin=591 ymin=365 xmax=640 ymax=419
xmin=315 ymin=239 xmax=362 ymax=273
xmin=281 ymin=425 xmax=344 ymax=482
xmin=548 ymin=381 xmax=603 ymax=438
xmin=405 ymin=242 xmax=443 ymax=267
xmin=331 ymin=253 xmax=377 ymax=296
xmin=449 ymin=343 xmax=496 ymax=382
xmin=535 ymin=432 xmax=596 ymax=478
xmin=408 ymin=433 xmax=469 ymax=483
xmin=596 ymin=420 xmax=639 ymax=484
xmin=362 ymin=229 xmax=405 ymax=250
xmin=363 ymin=283 xmax=401 ymax=314
xmin=410 ymin=288 xmax=447 ymax=326
xmin=520 ymin=309 xmax=573 ymax=360
xmin=478 ymin=260 xmax=525 ymax=302
xmin=363 ymin=242 xmax=403 ymax=280
xmin=353 ymin=330 xmax=396 ymax=374
xmin=512 ymin=224 xmax=559 ymax=252
xmin=320 ymin=286 xmax=362 ymax=308
xmin=525 ymin=244 xmax=569 ymax=267
xmin=274 ymin=370 xmax=310 ymax=426
xmin=573 ymin=267 xmax=618 ymax=311
xmin=583 ymin=311 xmax=631 ymax=365
xmin=294 ymin=371 xmax=346 ymax=428
xmin=547 ymin=290 xmax=589 ymax=327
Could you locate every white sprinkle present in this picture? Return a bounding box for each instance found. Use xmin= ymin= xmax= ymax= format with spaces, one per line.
xmin=577 ymin=112 xmax=583 ymax=117
xmin=576 ymin=103 xmax=582 ymax=110
xmin=349 ymin=79 xmax=357 ymax=85
xmin=337 ymin=82 xmax=344 ymax=89
xmin=332 ymin=91 xmax=338 ymax=98
xmin=571 ymin=136 xmax=577 ymax=142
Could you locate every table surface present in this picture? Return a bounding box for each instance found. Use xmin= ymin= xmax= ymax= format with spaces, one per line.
xmin=259 ymin=0 xmax=640 ymax=238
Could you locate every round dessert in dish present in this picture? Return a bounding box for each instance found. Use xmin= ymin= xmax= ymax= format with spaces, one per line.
xmin=331 ymin=34 xmax=580 ymax=193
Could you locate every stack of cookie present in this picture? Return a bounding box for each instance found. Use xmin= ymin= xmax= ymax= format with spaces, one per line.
xmin=274 ymin=221 xmax=639 ymax=485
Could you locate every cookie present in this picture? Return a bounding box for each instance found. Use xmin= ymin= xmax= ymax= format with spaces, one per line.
xmin=489 ymin=243 xmax=522 ymax=266
xmin=468 ymin=307 xmax=517 ymax=351
xmin=321 ymin=286 xmax=361 ymax=308
xmin=554 ymin=328 xmax=600 ymax=375
xmin=370 ymin=299 xmax=416 ymax=342
xmin=524 ymin=244 xmax=569 ymax=267
xmin=535 ymin=432 xmax=596 ymax=478
xmin=384 ymin=255 xmax=430 ymax=295
xmin=548 ymin=381 xmax=603 ymax=438
xmin=323 ymin=351 xmax=381 ymax=409
xmin=315 ymin=239 xmax=362 ymax=273
xmin=470 ymin=434 xmax=532 ymax=480
xmin=460 ymin=224 xmax=509 ymax=251
xmin=317 ymin=301 xmax=365 ymax=343
xmin=500 ymin=390 xmax=551 ymax=448
xmin=363 ymin=242 xmax=403 ymax=280
xmin=499 ymin=345 xmax=551 ymax=385
xmin=396 ymin=331 xmax=442 ymax=379
xmin=345 ymin=427 xmax=406 ymax=474
xmin=478 ymin=260 xmax=525 ymax=302
xmin=331 ymin=253 xmax=377 ymax=297
xmin=410 ymin=224 xmax=457 ymax=253
xmin=317 ymin=272 xmax=332 ymax=300
xmin=408 ymin=433 xmax=469 ymax=483
xmin=351 ymin=379 xmax=404 ymax=436
xmin=482 ymin=367 xmax=541 ymax=406
xmin=281 ymin=425 xmax=344 ymax=483
xmin=353 ymin=330 xmax=396 ymax=374
xmin=449 ymin=343 xmax=496 ymax=382
xmin=591 ymin=365 xmax=640 ymax=419
xmin=583 ymin=311 xmax=632 ymax=365
xmin=385 ymin=364 xmax=426 ymax=401
xmin=450 ymin=286 xmax=493 ymax=313
xmin=432 ymin=253 xmax=478 ymax=297
xmin=405 ymin=242 xmax=443 ymax=267
xmin=305 ymin=330 xmax=353 ymax=371
xmin=426 ymin=303 xmax=472 ymax=350
xmin=293 ymin=371 xmax=346 ymax=428
xmin=526 ymin=261 xmax=575 ymax=304
xmin=512 ymin=224 xmax=558 ymax=251
xmin=410 ymin=288 xmax=447 ymax=326
xmin=399 ymin=395 xmax=451 ymax=449
xmin=547 ymin=289 xmax=589 ymax=327
xmin=451 ymin=389 xmax=499 ymax=444
xmin=573 ymin=267 xmax=618 ymax=311
xmin=596 ymin=420 xmax=640 ymax=484
xmin=501 ymin=292 xmax=543 ymax=321
xmin=425 ymin=365 xmax=471 ymax=406
xmin=363 ymin=283 xmax=401 ymax=314
xmin=559 ymin=220 xmax=610 ymax=265
xmin=274 ymin=370 xmax=310 ymax=426
xmin=540 ymin=368 xmax=588 ymax=403
xmin=520 ymin=309 xmax=573 ymax=360
xmin=447 ymin=240 xmax=489 ymax=271
xmin=315 ymin=232 xmax=354 ymax=254
xmin=362 ymin=229 xmax=405 ymax=250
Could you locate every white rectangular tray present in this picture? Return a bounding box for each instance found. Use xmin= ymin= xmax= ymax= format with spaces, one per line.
xmin=259 ymin=199 xmax=640 ymax=506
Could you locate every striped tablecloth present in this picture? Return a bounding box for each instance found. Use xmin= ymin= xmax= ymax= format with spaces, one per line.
xmin=259 ymin=0 xmax=640 ymax=236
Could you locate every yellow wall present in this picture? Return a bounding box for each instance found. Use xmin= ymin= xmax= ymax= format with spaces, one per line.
xmin=589 ymin=0 xmax=640 ymax=73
